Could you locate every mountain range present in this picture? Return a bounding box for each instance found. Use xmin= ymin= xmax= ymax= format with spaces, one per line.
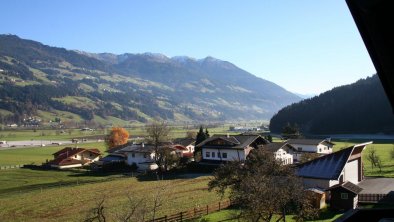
xmin=270 ymin=75 xmax=394 ymax=134
xmin=0 ymin=34 xmax=300 ymax=126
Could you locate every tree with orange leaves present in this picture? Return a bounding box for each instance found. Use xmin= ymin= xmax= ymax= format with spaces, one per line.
xmin=105 ymin=127 xmax=129 ymax=150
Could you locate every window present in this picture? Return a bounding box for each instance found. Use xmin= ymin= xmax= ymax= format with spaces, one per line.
xmin=222 ymin=153 xmax=227 ymax=158
xmin=206 ymin=152 xmax=210 ymax=158
xmin=218 ymin=152 xmax=221 ymax=158
xmin=298 ymin=147 xmax=302 ymax=151
xmin=74 ymin=155 xmax=77 ymax=158
xmin=143 ymin=153 xmax=148 ymax=158
xmin=319 ymin=148 xmax=322 ymax=152
xmin=212 ymin=152 xmax=215 ymax=158
xmin=131 ymin=153 xmax=135 ymax=158
xmin=341 ymin=193 xmax=348 ymax=199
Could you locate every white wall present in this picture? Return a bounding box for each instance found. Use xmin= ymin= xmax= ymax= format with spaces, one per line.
xmin=290 ymin=143 xmax=332 ymax=154
xmin=126 ymin=152 xmax=155 ymax=165
xmin=343 ymin=159 xmax=359 ymax=184
xmin=186 ymin=145 xmax=195 ymax=153
xmin=202 ymin=148 xmax=245 ymax=161
xmin=274 ymin=148 xmax=293 ymax=165
xmin=302 ymin=178 xmax=339 ymax=189
xmin=317 ymin=144 xmax=332 ymax=154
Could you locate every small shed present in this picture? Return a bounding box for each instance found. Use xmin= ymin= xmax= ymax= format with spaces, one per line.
xmin=327 ymin=181 xmax=363 ymax=210
xmin=306 ymin=188 xmax=326 ymax=209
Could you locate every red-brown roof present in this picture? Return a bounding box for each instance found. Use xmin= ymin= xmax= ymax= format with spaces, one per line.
xmin=53 ymin=147 xmax=101 ymax=157
xmin=49 ymin=147 xmax=101 ymax=166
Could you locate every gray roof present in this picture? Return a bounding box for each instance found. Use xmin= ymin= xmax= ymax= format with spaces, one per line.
xmin=327 ymin=181 xmax=363 ymax=194
xmin=196 ymin=134 xmax=268 ymax=149
xmin=287 ymin=139 xmax=334 ymax=146
xmin=261 ymin=142 xmax=295 ymax=152
xmin=297 ymin=142 xmax=371 ymax=180
xmin=118 ymin=143 xmax=175 ymax=153
xmin=173 ymin=137 xmax=195 ymax=147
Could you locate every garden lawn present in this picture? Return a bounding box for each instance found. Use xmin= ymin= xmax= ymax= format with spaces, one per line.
xmin=202 ymin=208 xmax=343 ymax=222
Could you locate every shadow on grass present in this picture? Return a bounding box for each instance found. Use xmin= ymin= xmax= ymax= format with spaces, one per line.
xmin=306 ymin=208 xmax=343 ymax=221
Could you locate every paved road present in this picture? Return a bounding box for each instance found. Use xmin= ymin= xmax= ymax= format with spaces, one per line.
xmin=359 ymin=177 xmax=394 ymax=194
xmin=0 ymin=140 xmax=87 ymax=150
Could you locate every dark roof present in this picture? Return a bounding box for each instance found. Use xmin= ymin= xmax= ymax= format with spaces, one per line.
xmin=107 ymin=142 xmax=133 ymax=153
xmin=119 ymin=143 xmax=175 ymax=153
xmin=262 ymin=142 xmax=295 ymax=152
xmin=196 ymin=134 xmax=268 ymax=149
xmin=173 ymin=138 xmax=195 ymax=147
xmin=327 ymin=181 xmax=363 ymax=194
xmin=297 ymin=142 xmax=372 ymax=180
xmin=287 ymin=139 xmax=334 ymax=146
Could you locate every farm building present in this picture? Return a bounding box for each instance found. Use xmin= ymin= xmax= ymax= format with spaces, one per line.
xmin=297 ymin=142 xmax=372 ymax=210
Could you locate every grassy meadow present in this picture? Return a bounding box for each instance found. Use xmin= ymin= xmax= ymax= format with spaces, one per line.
xmin=0 ymin=142 xmax=107 ymax=166
xmin=0 ymin=175 xmax=220 ymax=222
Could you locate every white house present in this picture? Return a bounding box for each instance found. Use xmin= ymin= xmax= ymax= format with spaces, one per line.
xmin=297 ymin=141 xmax=372 ymax=190
xmin=118 ymin=143 xmax=159 ymax=171
xmin=287 ymin=139 xmax=334 ymax=162
xmin=196 ymin=134 xmax=269 ymax=163
xmin=261 ymin=142 xmax=294 ymax=165
xmin=118 ymin=143 xmax=178 ymax=171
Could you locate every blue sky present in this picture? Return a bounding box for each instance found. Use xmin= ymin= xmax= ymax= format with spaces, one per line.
xmin=0 ymin=0 xmax=375 ymax=95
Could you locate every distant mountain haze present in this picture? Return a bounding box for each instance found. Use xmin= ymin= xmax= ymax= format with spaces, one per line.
xmin=0 ymin=34 xmax=301 ymax=125
xmin=270 ymin=75 xmax=394 ymax=134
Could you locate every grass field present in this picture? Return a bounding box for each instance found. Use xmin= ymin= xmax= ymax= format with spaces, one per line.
xmin=332 ymin=141 xmax=394 ymax=178
xmin=0 ymin=142 xmax=106 ymax=166
xmin=0 ymin=174 xmax=220 ymax=222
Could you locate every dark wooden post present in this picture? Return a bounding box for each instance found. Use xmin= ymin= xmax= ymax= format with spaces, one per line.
xmin=194 ymin=208 xmax=196 ymax=217
xmin=206 ymin=205 xmax=209 ymax=214
xmin=164 ymin=215 xmax=167 ymax=222
xmin=219 ymin=202 xmax=221 ymax=211
xmin=180 ymin=211 xmax=183 ymax=221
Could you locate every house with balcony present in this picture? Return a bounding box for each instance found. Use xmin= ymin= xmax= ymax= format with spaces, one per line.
xmin=196 ymin=134 xmax=269 ymax=164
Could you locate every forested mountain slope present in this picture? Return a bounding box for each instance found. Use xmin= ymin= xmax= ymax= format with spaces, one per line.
xmin=270 ymin=75 xmax=394 ymax=134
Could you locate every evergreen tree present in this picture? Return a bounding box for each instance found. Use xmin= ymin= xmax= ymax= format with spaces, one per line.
xmin=205 ymin=128 xmax=210 ymax=138
xmin=196 ymin=126 xmax=207 ymax=145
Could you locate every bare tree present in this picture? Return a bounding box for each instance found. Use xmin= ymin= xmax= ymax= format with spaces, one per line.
xmin=209 ymin=149 xmax=318 ymax=222
xmin=391 ymin=145 xmax=394 ymax=160
xmin=367 ymin=147 xmax=378 ymax=169
xmin=375 ymin=155 xmax=383 ymax=173
xmin=84 ymin=197 xmax=107 ymax=222
xmin=146 ymin=121 xmax=172 ymax=173
xmin=116 ymin=193 xmax=148 ymax=222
